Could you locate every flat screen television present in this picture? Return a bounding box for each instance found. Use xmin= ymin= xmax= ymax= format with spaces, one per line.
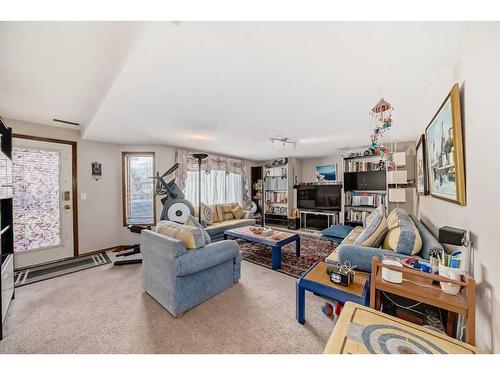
xmin=296 ymin=184 xmax=341 ymax=211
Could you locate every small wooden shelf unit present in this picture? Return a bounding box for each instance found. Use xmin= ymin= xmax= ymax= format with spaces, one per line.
xmin=370 ymin=257 xmax=476 ymax=345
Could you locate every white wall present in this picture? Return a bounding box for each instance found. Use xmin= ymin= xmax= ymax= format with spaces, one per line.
xmin=416 ymin=24 xmax=500 ymax=353
xmin=5 ymin=118 xmax=178 ymax=253
xmin=301 ymin=155 xmax=343 ymax=183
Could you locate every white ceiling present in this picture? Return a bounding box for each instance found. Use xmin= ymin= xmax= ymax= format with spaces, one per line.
xmin=0 ymin=22 xmax=143 ymax=128
xmin=0 ymin=22 xmax=469 ymax=159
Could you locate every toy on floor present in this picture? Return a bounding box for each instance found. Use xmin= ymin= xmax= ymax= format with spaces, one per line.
xmin=322 ymin=302 xmax=343 ymax=325
xmin=322 ymin=303 xmax=334 ymax=317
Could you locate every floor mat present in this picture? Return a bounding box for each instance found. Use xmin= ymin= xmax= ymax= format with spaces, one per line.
xmin=14 ymin=252 xmax=111 ymax=287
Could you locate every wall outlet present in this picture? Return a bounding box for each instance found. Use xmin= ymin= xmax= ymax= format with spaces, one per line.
xmin=80 ymin=193 xmax=87 ymax=200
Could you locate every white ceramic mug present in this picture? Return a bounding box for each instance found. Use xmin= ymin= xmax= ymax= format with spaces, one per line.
xmin=438 ymin=263 xmax=463 ymax=295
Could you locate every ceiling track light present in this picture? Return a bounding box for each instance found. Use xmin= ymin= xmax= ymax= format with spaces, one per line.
xmin=269 ymin=137 xmax=297 ymax=148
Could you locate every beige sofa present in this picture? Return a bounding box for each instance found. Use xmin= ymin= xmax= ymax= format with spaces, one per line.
xmin=202 ymin=202 xmax=256 ymax=241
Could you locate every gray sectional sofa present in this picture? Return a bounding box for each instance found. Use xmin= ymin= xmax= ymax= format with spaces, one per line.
xmin=327 ymin=213 xmax=444 ymax=273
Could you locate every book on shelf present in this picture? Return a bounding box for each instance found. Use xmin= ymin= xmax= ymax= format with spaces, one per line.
xmin=344 ymin=208 xmax=371 ymax=224
xmin=344 ymin=160 xmax=384 ymax=172
xmin=265 ymin=191 xmax=287 ymax=204
xmin=265 ymin=165 xmax=287 ymax=178
xmin=344 ymin=191 xmax=385 ymax=207
xmin=265 ymin=206 xmax=287 ymax=215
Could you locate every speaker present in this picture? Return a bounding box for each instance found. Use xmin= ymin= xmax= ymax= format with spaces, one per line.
xmin=288 ymin=217 xmax=300 ymax=230
xmin=438 ymin=226 xmax=467 ymax=246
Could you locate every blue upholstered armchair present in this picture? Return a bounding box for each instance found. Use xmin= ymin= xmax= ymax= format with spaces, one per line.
xmin=141 ymin=230 xmax=241 ymax=317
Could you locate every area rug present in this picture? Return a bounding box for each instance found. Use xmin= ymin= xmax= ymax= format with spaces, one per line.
xmin=14 ymin=252 xmax=111 ymax=287
xmin=237 ymin=234 xmax=338 ymax=278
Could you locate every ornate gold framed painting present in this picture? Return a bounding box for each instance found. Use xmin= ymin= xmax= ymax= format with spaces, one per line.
xmin=416 ymin=134 xmax=428 ymax=195
xmin=425 ymin=84 xmax=466 ymax=205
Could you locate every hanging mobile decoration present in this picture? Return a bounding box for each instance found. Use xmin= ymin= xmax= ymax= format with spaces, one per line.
xmin=370 ymin=97 xmax=394 ymax=167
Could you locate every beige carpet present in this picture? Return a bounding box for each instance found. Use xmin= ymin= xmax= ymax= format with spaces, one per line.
xmin=0 ymin=259 xmax=334 ymax=354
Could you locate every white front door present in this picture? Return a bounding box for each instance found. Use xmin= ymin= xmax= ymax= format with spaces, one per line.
xmin=12 ymin=138 xmax=74 ymax=268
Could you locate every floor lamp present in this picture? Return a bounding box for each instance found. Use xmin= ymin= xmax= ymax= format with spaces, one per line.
xmin=192 ymin=153 xmax=208 ymax=223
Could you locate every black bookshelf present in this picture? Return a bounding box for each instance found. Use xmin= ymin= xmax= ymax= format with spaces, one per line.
xmin=0 ymin=117 xmax=14 ymax=340
xmin=343 ymin=155 xmax=387 ymax=227
xmin=343 ymin=170 xmax=386 ymax=191
xmin=250 ymin=166 xmax=263 ymax=225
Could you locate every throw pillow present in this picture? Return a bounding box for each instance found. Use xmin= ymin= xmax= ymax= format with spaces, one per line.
xmin=383 ymin=211 xmax=422 ymax=255
xmin=211 ymin=204 xmax=220 ymax=223
xmin=387 ymin=207 xmax=405 ymax=229
xmin=321 ymin=225 xmax=354 ymax=240
xmin=232 ymin=204 xmax=246 ymax=219
xmin=216 ymin=203 xmax=234 ymax=222
xmin=195 ymin=203 xmax=214 ymax=225
xmin=341 ymin=226 xmax=364 ymax=245
xmin=184 ymin=215 xmax=211 ymax=245
xmin=354 ymin=206 xmax=388 ymax=248
xmin=156 ymin=221 xmax=205 ymax=250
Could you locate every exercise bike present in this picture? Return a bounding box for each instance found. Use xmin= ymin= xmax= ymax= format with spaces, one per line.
xmin=154 ymin=162 xmax=195 ymax=223
xmin=113 ymin=225 xmax=150 ymax=266
xmin=113 ymin=163 xmax=195 ymax=266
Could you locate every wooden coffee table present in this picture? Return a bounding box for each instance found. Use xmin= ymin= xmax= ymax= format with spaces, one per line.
xmin=223 ymin=226 xmax=300 ymax=270
xmin=296 ymin=261 xmax=370 ymax=324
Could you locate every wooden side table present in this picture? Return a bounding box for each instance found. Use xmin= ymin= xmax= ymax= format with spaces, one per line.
xmin=296 ymin=261 xmax=370 ymax=324
xmin=370 ymin=257 xmax=476 ymax=345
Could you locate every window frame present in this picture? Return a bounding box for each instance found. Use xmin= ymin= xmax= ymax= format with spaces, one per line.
xmin=121 ymin=151 xmax=156 ymax=227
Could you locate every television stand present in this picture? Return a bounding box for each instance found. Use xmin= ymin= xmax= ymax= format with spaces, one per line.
xmin=298 ymin=210 xmax=339 ymax=231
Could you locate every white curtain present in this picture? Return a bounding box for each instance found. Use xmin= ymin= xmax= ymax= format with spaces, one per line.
xmin=175 ymin=149 xmax=250 ymax=207
xmin=184 ymin=170 xmax=243 ymax=207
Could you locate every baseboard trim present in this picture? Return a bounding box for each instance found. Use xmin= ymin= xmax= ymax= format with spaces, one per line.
xmin=80 ymin=245 xmax=130 ymax=256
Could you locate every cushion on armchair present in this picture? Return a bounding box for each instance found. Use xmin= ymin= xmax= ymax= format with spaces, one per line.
xmin=353 ymin=206 xmax=388 ymax=248
xmin=184 ymin=215 xmax=211 ymax=244
xmin=177 ymin=240 xmax=241 ymax=277
xmin=156 ymin=221 xmax=205 ymax=250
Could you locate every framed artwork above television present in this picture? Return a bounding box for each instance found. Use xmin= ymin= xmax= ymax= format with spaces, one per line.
xmin=425 ymin=83 xmax=466 ymax=206
xmin=315 ymin=163 xmax=337 ymax=181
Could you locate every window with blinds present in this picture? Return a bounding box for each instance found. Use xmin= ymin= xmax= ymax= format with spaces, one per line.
xmin=12 ymin=147 xmax=61 ymax=253
xmin=122 ymin=152 xmax=155 ymax=226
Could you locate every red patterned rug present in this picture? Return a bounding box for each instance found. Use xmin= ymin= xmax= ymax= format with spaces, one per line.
xmin=237 ymin=234 xmax=338 ymax=278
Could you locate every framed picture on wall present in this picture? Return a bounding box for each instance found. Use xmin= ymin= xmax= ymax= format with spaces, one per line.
xmin=425 ymin=83 xmax=466 ymax=205
xmin=415 ymin=134 xmax=428 ymax=195
xmin=315 ymin=163 xmax=337 ymax=181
